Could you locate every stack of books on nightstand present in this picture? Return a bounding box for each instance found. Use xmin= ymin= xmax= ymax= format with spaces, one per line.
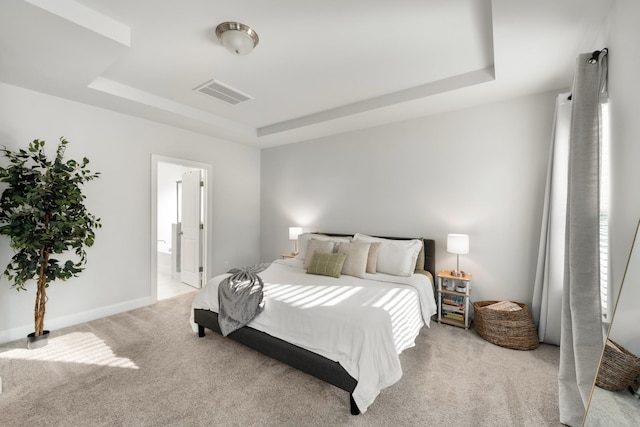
xmin=441 ymin=294 xmax=465 ymax=321
xmin=443 ymin=312 xmax=464 ymax=322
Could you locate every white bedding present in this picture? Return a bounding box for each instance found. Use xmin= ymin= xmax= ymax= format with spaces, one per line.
xmin=190 ymin=258 xmax=437 ymax=413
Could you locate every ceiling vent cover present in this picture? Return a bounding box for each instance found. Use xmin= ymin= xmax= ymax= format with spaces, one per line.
xmin=193 ymin=79 xmax=253 ymax=105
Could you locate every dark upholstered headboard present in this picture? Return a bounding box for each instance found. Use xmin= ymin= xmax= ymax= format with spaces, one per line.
xmin=314 ymin=233 xmax=436 ymax=280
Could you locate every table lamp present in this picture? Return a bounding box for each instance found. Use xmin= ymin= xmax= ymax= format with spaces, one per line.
xmin=447 ymin=234 xmax=469 ymax=277
xmin=289 ymin=227 xmax=302 ymax=254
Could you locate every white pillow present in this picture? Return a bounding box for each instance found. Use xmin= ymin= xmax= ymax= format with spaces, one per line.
xmin=352 ymin=233 xmax=422 ymax=277
xmin=337 ymin=241 xmax=371 ymax=279
xmin=302 ymin=239 xmax=336 ymax=269
xmin=295 ymin=233 xmax=351 ymax=261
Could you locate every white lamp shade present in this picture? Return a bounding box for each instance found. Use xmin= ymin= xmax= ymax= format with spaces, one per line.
xmin=220 ymin=29 xmax=255 ymax=55
xmin=289 ymin=227 xmax=302 ymax=240
xmin=447 ymin=234 xmax=469 ymax=255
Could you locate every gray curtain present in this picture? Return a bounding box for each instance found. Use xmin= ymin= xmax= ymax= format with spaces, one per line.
xmin=532 ymin=93 xmax=572 ymax=345
xmin=559 ymin=49 xmax=608 ymax=426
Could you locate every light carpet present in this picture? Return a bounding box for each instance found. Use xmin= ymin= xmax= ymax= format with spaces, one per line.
xmin=0 ymin=292 xmax=561 ymax=426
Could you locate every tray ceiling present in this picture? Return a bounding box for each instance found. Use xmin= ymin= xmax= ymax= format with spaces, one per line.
xmin=0 ymin=0 xmax=613 ymax=147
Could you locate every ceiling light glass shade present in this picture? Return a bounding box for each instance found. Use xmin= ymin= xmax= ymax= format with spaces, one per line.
xmin=215 ymin=22 xmax=259 ymax=56
xmin=447 ymin=234 xmax=469 ymax=254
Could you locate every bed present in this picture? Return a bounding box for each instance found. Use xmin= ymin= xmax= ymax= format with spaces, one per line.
xmin=191 ymin=233 xmax=437 ymax=414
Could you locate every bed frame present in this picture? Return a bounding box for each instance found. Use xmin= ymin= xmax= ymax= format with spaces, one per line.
xmin=194 ymin=235 xmax=436 ymax=415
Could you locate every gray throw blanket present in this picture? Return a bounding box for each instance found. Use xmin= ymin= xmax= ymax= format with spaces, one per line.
xmin=218 ymin=263 xmax=270 ymax=336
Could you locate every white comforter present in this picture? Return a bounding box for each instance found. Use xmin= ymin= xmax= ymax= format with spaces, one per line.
xmin=190 ymin=258 xmax=437 ymax=413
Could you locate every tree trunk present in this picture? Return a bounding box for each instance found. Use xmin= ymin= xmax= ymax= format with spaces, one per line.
xmin=34 ymin=245 xmax=50 ymax=337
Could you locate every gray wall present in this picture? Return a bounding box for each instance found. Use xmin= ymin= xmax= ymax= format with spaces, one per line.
xmin=0 ymin=82 xmax=261 ymax=342
xmin=604 ymin=0 xmax=640 ymax=354
xmin=261 ymin=91 xmax=557 ymax=307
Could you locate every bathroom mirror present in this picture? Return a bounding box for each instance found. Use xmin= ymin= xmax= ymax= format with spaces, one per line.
xmin=583 ymin=219 xmax=640 ymax=426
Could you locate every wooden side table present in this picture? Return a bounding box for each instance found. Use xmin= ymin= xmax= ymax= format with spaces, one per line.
xmin=281 ymin=252 xmax=297 ymax=259
xmin=436 ymin=270 xmax=472 ymax=329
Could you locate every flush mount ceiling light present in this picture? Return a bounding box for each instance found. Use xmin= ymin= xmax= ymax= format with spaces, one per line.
xmin=215 ymin=22 xmax=259 ymax=56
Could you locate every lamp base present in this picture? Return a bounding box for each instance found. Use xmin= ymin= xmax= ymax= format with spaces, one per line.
xmin=450 ymin=270 xmax=466 ymax=278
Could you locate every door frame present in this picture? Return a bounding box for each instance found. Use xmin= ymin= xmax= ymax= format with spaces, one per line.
xmin=151 ymin=154 xmax=211 ymax=302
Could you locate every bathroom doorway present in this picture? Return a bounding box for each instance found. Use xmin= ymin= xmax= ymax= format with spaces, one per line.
xmin=151 ymin=155 xmax=210 ymax=301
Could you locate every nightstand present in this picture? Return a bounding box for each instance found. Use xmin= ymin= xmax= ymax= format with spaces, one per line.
xmin=281 ymin=252 xmax=297 ymax=259
xmin=436 ymin=270 xmax=472 ymax=329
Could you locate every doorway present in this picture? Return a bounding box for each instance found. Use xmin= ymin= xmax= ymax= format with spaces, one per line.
xmin=151 ymin=155 xmax=211 ymax=301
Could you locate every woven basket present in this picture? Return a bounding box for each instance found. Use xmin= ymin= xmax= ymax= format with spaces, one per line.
xmin=595 ymin=339 xmax=640 ymax=391
xmin=473 ymin=300 xmax=539 ymax=350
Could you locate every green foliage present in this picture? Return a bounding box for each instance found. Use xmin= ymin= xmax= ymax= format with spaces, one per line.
xmin=0 ymin=138 xmax=101 ymax=291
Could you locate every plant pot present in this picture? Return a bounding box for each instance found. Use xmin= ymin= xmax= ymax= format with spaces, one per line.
xmin=27 ymin=330 xmax=50 ymax=349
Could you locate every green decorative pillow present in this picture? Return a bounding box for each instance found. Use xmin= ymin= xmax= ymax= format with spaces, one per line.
xmin=307 ymin=252 xmax=347 ymax=278
xmin=302 ymin=239 xmax=336 ymax=269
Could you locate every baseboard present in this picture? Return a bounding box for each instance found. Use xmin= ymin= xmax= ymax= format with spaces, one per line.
xmin=0 ymin=297 xmax=152 ymax=345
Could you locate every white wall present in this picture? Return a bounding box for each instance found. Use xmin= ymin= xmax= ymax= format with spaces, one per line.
xmin=603 ymin=0 xmax=640 ymax=354
xmin=0 ymin=82 xmax=261 ymax=343
xmin=261 ymin=91 xmax=557 ymax=307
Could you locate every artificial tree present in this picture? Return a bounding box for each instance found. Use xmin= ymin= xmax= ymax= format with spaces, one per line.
xmin=0 ymin=138 xmax=101 ymax=340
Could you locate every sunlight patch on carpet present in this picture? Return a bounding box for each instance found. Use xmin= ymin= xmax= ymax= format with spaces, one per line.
xmin=0 ymin=332 xmax=138 ymax=369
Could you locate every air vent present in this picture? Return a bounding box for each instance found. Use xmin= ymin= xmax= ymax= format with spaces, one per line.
xmin=193 ymin=79 xmax=253 ymax=105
